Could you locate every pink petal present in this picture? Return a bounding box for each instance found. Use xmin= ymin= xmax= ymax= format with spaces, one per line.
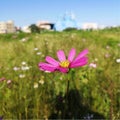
xmin=68 ymin=48 xmax=76 ymax=62
xmin=74 ymin=49 xmax=88 ymax=63
xmin=58 ymin=67 xmax=69 ymax=73
xmin=72 ymin=56 xmax=88 ymax=65
xmin=57 ymin=50 xmax=66 ymax=62
xmin=70 ymin=57 xmax=88 ymax=68
xmin=38 ymin=62 xmax=57 ymax=72
xmin=45 ymin=56 xmax=59 ymax=66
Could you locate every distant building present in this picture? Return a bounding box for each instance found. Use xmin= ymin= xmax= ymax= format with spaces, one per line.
xmin=36 ymin=21 xmax=54 ymax=30
xmin=0 ymin=20 xmax=16 ymax=34
xmin=22 ymin=26 xmax=31 ymax=33
xmin=82 ymin=23 xmax=98 ymax=30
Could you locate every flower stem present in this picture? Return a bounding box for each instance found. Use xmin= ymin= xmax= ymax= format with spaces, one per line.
xmin=63 ymin=79 xmax=70 ymax=118
xmin=66 ymin=79 xmax=70 ymax=97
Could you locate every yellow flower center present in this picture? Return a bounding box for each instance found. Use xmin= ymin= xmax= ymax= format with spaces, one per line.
xmin=60 ymin=60 xmax=70 ymax=68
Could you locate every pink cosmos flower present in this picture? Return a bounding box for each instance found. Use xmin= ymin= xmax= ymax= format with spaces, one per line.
xmin=38 ymin=48 xmax=88 ymax=73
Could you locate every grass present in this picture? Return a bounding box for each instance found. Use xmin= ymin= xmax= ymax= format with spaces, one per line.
xmin=0 ymin=28 xmax=120 ymax=119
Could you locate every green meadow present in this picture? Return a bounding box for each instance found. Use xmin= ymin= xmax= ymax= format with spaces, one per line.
xmin=0 ymin=28 xmax=120 ymax=119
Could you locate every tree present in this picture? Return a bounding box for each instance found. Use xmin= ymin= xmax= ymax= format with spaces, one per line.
xmin=29 ymin=24 xmax=40 ymax=33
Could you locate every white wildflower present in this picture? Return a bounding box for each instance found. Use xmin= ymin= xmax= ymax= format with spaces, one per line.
xmin=45 ymin=70 xmax=51 ymax=73
xmin=21 ymin=61 xmax=26 ymax=65
xmin=116 ymin=58 xmax=120 ymax=63
xmin=20 ymin=38 xmax=28 ymax=42
xmin=106 ymin=45 xmax=110 ymax=49
xmin=13 ymin=67 xmax=20 ymax=71
xmin=60 ymin=77 xmax=63 ymax=80
xmin=94 ymin=58 xmax=98 ymax=61
xmin=36 ymin=52 xmax=42 ymax=55
xmin=34 ymin=83 xmax=38 ymax=88
xmin=21 ymin=66 xmax=30 ymax=71
xmin=25 ymin=66 xmax=30 ymax=70
xmin=34 ymin=48 xmax=39 ymax=51
xmin=21 ymin=38 xmax=26 ymax=42
xmin=19 ymin=74 xmax=25 ymax=78
xmin=39 ymin=80 xmax=44 ymax=85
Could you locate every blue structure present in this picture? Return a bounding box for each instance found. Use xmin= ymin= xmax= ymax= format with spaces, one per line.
xmin=54 ymin=13 xmax=79 ymax=31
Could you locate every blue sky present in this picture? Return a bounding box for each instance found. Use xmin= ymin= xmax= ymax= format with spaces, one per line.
xmin=0 ymin=0 xmax=120 ymax=27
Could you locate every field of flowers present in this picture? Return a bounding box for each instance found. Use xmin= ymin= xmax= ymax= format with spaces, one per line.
xmin=0 ymin=28 xmax=120 ymax=119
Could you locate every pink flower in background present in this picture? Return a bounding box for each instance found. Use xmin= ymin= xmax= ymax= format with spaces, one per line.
xmin=7 ymin=80 xmax=12 ymax=84
xmin=39 ymin=48 xmax=88 ymax=73
xmin=89 ymin=63 xmax=97 ymax=68
xmin=0 ymin=77 xmax=6 ymax=82
xmin=105 ymin=53 xmax=110 ymax=58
